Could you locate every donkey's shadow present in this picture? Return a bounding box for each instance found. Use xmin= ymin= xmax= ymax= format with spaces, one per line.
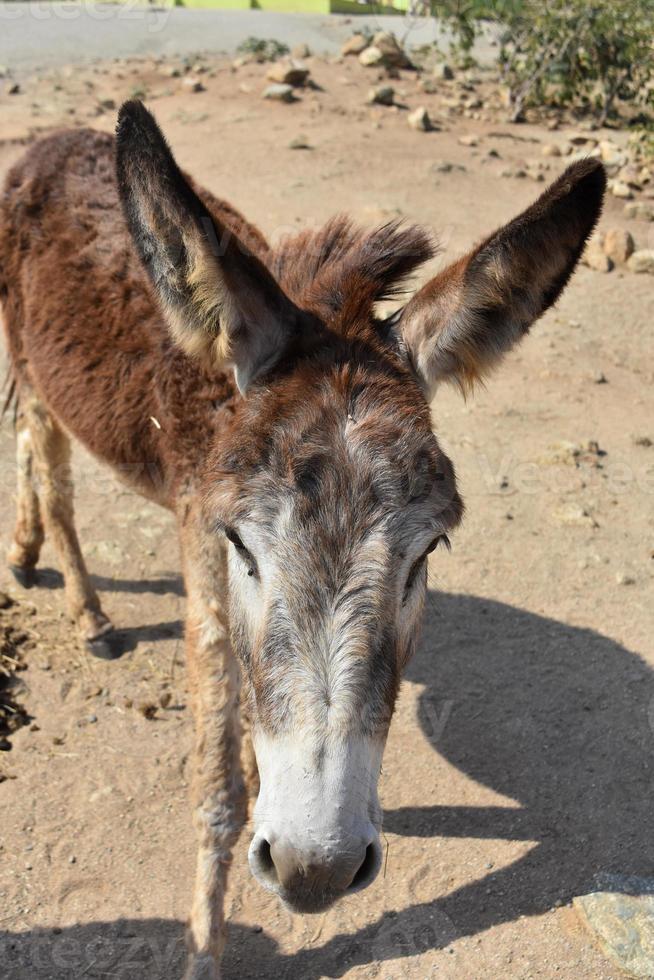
xmin=383 ymin=590 xmax=654 ymax=948
xmin=2 ymin=592 xmax=652 ymax=978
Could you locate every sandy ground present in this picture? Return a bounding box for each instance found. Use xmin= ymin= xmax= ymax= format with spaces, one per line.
xmin=0 ymin=46 xmax=653 ymax=980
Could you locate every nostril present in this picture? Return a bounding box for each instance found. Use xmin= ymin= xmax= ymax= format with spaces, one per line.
xmin=249 ymin=835 xmax=279 ymax=889
xmin=347 ymin=839 xmax=382 ymax=894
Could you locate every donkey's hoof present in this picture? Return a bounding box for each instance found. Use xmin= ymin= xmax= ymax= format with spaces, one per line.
xmin=85 ymin=630 xmax=123 ymax=661
xmin=9 ymin=564 xmax=38 ymax=589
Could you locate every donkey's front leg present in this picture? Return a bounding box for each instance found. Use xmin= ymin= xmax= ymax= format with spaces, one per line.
xmin=180 ymin=514 xmax=246 ymax=980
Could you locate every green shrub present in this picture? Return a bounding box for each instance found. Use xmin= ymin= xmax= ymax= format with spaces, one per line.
xmin=235 ymin=37 xmax=290 ymax=63
xmin=432 ymin=0 xmax=654 ymax=125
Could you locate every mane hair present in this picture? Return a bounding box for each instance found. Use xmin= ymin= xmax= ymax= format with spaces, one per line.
xmin=269 ymin=217 xmax=438 ymax=326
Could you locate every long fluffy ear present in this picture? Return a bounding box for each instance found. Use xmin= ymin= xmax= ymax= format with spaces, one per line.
xmin=115 ymin=100 xmax=298 ymax=392
xmin=398 ymin=159 xmax=606 ymax=397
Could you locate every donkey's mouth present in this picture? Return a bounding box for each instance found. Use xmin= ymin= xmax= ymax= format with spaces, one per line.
xmin=249 ymin=834 xmax=383 ymax=914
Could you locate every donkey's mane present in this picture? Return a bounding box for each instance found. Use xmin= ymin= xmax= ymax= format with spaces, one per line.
xmin=269 ymin=217 xmax=437 ymax=321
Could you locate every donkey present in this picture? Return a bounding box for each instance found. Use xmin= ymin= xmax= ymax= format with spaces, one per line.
xmin=0 ymin=100 xmax=604 ymax=977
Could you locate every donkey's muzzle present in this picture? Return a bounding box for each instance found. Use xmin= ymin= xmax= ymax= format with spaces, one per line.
xmin=248 ymin=832 xmax=382 ymax=913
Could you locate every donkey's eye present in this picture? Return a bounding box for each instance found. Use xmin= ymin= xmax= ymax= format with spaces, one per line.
xmin=403 ymin=534 xmax=450 ymax=603
xmin=225 ymin=527 xmax=257 ymax=578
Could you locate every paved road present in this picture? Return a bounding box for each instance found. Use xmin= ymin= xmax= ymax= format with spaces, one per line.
xmin=0 ymin=3 xmax=496 ymax=75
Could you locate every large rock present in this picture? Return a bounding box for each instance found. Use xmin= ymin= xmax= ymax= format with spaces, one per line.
xmin=341 ymin=33 xmax=369 ymax=57
xmin=359 ymin=32 xmax=412 ymax=70
xmin=603 ymin=229 xmax=635 ymax=265
xmin=574 ymin=874 xmax=654 ymax=979
xmin=628 ymin=249 xmax=654 ymax=274
xmin=266 ymin=59 xmax=309 ymax=88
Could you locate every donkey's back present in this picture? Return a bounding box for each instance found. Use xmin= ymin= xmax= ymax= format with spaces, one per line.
xmin=0 ymin=128 xmax=263 ymax=496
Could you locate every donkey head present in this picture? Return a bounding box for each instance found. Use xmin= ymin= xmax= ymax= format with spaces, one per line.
xmin=116 ymin=102 xmax=605 ymax=913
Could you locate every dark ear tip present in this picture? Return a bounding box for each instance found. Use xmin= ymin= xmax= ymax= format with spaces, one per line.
xmin=562 ymin=157 xmax=607 ymax=202
xmin=116 ymin=99 xmax=156 ymax=144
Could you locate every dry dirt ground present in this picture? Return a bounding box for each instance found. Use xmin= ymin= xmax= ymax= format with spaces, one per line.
xmin=0 ymin=48 xmax=653 ymax=980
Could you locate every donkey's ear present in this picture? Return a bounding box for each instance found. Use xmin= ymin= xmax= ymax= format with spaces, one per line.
xmin=116 ymin=100 xmax=297 ymax=392
xmin=398 ymin=159 xmax=606 ymax=397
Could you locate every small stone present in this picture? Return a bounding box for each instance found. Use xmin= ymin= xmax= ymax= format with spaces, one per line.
xmin=592 ymin=371 xmax=608 ymax=384
xmin=341 ymin=34 xmax=369 ymax=57
xmin=182 ymin=76 xmax=205 ymax=93
xmin=628 ymin=249 xmax=654 ymax=274
xmin=582 ymin=236 xmax=612 ymax=273
xmin=291 ymin=43 xmax=311 ymax=59
xmin=458 ymin=133 xmax=479 ymax=147
xmin=97 ymin=97 xmax=116 ymax=111
xmin=602 ymin=228 xmax=634 ymax=265
xmin=0 ymin=592 xmax=13 ymax=610
xmin=610 ymin=180 xmax=633 ymax=200
xmin=633 ymin=435 xmax=653 ymax=448
xmin=616 ymin=571 xmax=636 ymax=586
xmin=262 ymin=84 xmax=295 ymax=103
xmin=430 ymin=160 xmax=466 ymax=175
xmin=139 ymin=702 xmax=158 ymax=720
xmin=288 ymin=135 xmax=311 ymax=150
xmin=69 ymin=855 xmax=76 ymax=864
xmin=552 ymin=504 xmax=598 ymax=529
xmin=266 ymin=59 xmax=309 ymax=88
xmin=434 ymin=63 xmax=454 ymax=80
xmin=624 ymin=201 xmax=654 ymax=221
xmin=541 ymin=143 xmax=561 ymax=157
xmin=407 ymin=106 xmax=431 ymax=131
xmin=159 ymin=691 xmax=172 ymax=709
xmin=8 ymin=83 xmax=20 ymax=95
xmin=359 ymin=46 xmax=384 ymax=68
xmin=366 ymin=85 xmax=394 ymax=107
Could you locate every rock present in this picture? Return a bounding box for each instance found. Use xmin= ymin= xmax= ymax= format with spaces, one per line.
xmin=97 ymin=97 xmax=116 ymax=111
xmin=371 ymin=31 xmax=412 ymax=69
xmin=610 ymin=180 xmax=633 ymax=200
xmin=582 ymin=236 xmax=612 ymax=273
xmin=341 ymin=33 xmax=369 ymax=57
xmin=592 ymin=371 xmax=608 ymax=384
xmin=434 ymin=63 xmax=454 ymax=80
xmin=366 ymin=85 xmax=394 ymax=107
xmin=552 ymin=504 xmax=598 ymax=529
xmin=633 ymin=435 xmax=653 ymax=448
xmin=628 ymin=249 xmax=654 ymax=274
xmin=8 ymin=83 xmax=20 ymax=95
xmin=291 ymin=43 xmax=311 ymax=59
xmin=407 ymin=106 xmax=431 ymax=131
xmin=288 ymin=134 xmax=311 ymax=150
xmin=541 ymin=143 xmax=561 ymax=157
xmin=359 ymin=46 xmax=383 ymax=68
xmin=574 ymin=874 xmax=654 ymax=979
xmin=602 ymin=228 xmax=634 ymax=265
xmin=182 ymin=76 xmax=205 ymax=93
xmin=0 ymin=591 xmax=12 ymax=609
xmin=624 ymin=201 xmax=654 ymax=221
xmin=458 ymin=133 xmax=479 ymax=147
xmin=430 ymin=160 xmax=466 ymax=175
xmin=266 ymin=59 xmax=309 ymax=88
xmin=598 ymin=140 xmax=627 ymax=168
xmin=262 ymin=83 xmax=295 ymax=103
xmin=616 ymin=571 xmax=636 ymax=586
xmin=359 ymin=46 xmax=384 ymax=68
